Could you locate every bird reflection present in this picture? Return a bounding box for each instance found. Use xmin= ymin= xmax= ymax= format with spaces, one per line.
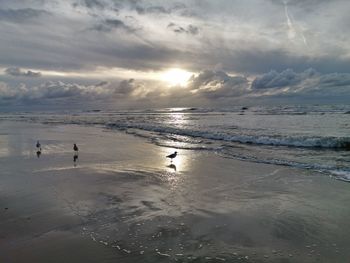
xmin=36 ymin=150 xmax=41 ymax=158
xmin=73 ymin=153 xmax=78 ymax=167
xmin=167 ymin=163 xmax=177 ymax=171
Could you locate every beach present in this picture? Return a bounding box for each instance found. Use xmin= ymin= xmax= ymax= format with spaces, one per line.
xmin=1 ymin=120 xmax=350 ymax=263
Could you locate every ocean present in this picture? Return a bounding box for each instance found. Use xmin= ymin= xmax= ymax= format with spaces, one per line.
xmin=1 ymin=108 xmax=350 ymax=262
xmin=1 ymin=104 xmax=349 ymax=182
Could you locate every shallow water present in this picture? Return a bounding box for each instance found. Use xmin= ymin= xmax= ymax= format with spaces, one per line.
xmin=1 ymin=122 xmax=350 ymax=262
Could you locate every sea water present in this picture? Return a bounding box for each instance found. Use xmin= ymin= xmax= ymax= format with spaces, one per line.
xmin=1 ymin=110 xmax=350 ymax=262
xmin=1 ymin=104 xmax=349 ymax=181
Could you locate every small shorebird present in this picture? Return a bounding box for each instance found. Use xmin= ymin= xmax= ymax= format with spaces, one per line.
xmin=73 ymin=143 xmax=79 ymax=152
xmin=166 ymin=151 xmax=177 ymax=162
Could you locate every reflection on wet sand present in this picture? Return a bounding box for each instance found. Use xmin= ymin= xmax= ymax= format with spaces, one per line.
xmin=73 ymin=153 xmax=78 ymax=166
xmin=167 ymin=163 xmax=176 ymax=171
xmin=2 ymin=122 xmax=350 ymax=263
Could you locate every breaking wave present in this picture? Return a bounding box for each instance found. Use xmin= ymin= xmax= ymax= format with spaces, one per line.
xmin=107 ymin=122 xmax=350 ymax=150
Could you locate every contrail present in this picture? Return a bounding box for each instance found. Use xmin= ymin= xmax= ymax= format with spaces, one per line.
xmin=301 ymin=34 xmax=308 ymax=47
xmin=284 ymin=0 xmax=296 ymax=40
xmin=283 ymin=0 xmax=308 ymax=47
xmin=291 ymin=12 xmax=309 ymax=47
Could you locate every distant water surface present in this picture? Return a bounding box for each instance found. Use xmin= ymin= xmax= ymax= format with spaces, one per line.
xmin=1 ymin=104 xmax=349 ymax=182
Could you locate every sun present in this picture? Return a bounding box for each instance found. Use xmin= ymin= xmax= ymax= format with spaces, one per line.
xmin=161 ymin=68 xmax=193 ymax=87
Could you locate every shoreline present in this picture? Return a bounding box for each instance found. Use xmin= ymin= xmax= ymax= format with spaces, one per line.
xmin=1 ymin=120 xmax=350 ymax=262
xmin=1 ymin=110 xmax=349 ymax=184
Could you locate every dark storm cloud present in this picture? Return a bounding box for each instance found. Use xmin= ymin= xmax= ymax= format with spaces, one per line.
xmin=81 ymin=0 xmax=104 ymax=9
xmin=1 ymin=68 xmax=350 ymax=107
xmin=136 ymin=6 xmax=170 ymax=15
xmin=250 ymin=69 xmax=350 ymax=100
xmin=0 ymin=8 xmax=49 ymax=23
xmin=187 ymin=25 xmax=199 ymax=35
xmin=133 ymin=2 xmax=190 ymax=15
xmin=76 ymin=0 xmax=171 ymax=14
xmin=167 ymin=23 xmax=199 ymax=35
xmin=216 ymin=49 xmax=350 ymax=74
xmin=115 ymin=79 xmax=137 ymax=95
xmin=0 ymin=81 xmax=113 ymax=104
xmin=187 ymin=69 xmax=350 ymax=100
xmin=5 ymin=67 xmax=42 ymax=77
xmin=91 ymin=18 xmax=132 ymax=32
xmin=251 ymin=68 xmax=316 ymax=89
xmin=1 ymin=0 xmax=349 ymax=75
xmin=95 ymin=81 xmax=109 ymax=87
xmin=0 ymin=78 xmax=153 ymax=107
xmin=0 ymin=0 xmax=350 ymax=107
xmin=319 ymin=73 xmax=350 ymax=87
xmin=37 ymin=82 xmax=83 ymax=99
xmin=0 ymin=31 xmax=196 ymax=72
xmin=90 ymin=44 xmax=197 ymax=71
xmin=111 ymin=0 xmax=141 ymax=9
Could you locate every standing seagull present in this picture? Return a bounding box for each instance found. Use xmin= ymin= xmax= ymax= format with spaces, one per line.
xmin=166 ymin=151 xmax=177 ymax=162
xmin=36 ymin=141 xmax=41 ymax=150
xmin=36 ymin=141 xmax=42 ymax=158
xmin=73 ymin=143 xmax=79 ymax=152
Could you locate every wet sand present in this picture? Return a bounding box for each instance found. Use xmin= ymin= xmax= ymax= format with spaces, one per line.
xmin=1 ymin=121 xmax=350 ymax=262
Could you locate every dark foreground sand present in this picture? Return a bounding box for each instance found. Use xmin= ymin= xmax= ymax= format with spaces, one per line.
xmin=1 ymin=121 xmax=350 ymax=263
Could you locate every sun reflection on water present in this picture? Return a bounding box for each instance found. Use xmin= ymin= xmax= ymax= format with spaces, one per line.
xmin=161 ymin=111 xmax=191 ymax=177
xmin=168 ymin=112 xmax=187 ymax=128
xmin=153 ymin=138 xmax=191 ymax=190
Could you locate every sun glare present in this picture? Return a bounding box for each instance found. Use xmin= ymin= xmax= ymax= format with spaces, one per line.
xmin=161 ymin=68 xmax=193 ymax=87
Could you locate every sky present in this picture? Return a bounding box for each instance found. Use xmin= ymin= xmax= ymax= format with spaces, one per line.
xmin=0 ymin=0 xmax=350 ymax=110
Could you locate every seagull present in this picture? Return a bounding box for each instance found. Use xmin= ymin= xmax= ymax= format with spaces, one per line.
xmin=73 ymin=143 xmax=79 ymax=152
xmin=166 ymin=151 xmax=177 ymax=162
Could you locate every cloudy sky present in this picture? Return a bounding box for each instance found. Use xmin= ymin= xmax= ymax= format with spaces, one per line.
xmin=0 ymin=0 xmax=350 ymax=109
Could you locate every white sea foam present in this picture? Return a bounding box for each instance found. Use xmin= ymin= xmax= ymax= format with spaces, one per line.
xmin=329 ymin=170 xmax=350 ymax=182
xmin=107 ymin=122 xmax=350 ymax=149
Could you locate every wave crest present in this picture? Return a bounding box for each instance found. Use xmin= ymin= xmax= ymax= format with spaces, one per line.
xmin=107 ymin=123 xmax=350 ymax=149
